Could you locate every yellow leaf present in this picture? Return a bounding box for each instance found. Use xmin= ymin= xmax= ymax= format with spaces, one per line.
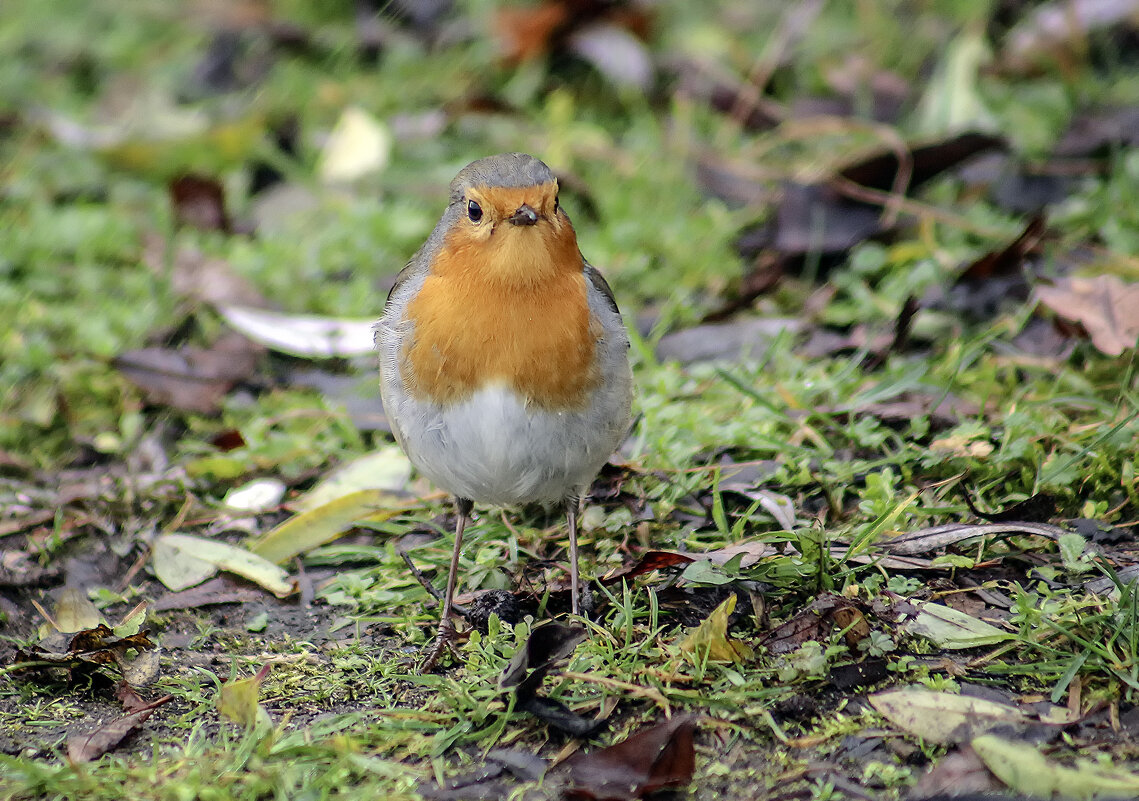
xmin=679 ymin=594 xmax=754 ymax=663
xmin=218 ymin=669 xmax=271 ymax=730
xmin=248 ymin=489 xmax=410 ymax=565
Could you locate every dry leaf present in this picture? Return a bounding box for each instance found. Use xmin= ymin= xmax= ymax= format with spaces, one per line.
xmin=679 ymin=594 xmax=753 ymax=663
xmin=870 ymin=690 xmax=1028 ymax=744
xmin=1036 ymin=275 xmax=1139 ymax=356
xmin=67 ymin=695 xmax=174 ymax=763
xmin=561 ymin=716 xmax=697 ymax=800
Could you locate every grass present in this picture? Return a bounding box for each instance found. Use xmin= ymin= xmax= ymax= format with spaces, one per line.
xmin=4 ymin=0 xmax=1139 ymax=799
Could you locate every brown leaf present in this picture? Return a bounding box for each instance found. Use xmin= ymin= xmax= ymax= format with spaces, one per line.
xmin=958 ymin=214 xmax=1048 ymax=282
xmin=602 ymin=539 xmax=779 ymax=586
xmin=1035 ymin=275 xmax=1139 ymax=356
xmin=602 ymin=551 xmax=695 ymax=584
xmin=115 ymin=680 xmax=150 ymax=713
xmin=762 ymin=594 xmax=868 ymax=654
xmin=961 ymin=489 xmax=1058 ymax=523
xmin=500 ymin=622 xmax=598 ymax=737
xmin=142 ymin=233 xmax=267 ymax=308
xmin=562 ymin=716 xmax=697 ymax=800
xmin=67 ymin=695 xmax=173 ymax=763
xmin=673 ymin=63 xmax=781 ymax=135
xmin=912 ymin=744 xmax=1003 ymax=797
xmin=495 ymin=2 xmax=569 ymax=62
xmin=152 ymin=574 xmax=268 ymax=611
xmin=66 ymin=624 xmax=119 ymax=653
xmin=494 ymin=0 xmax=652 ymax=75
xmin=114 ymin=333 xmax=263 ymax=414
xmin=840 ymin=132 xmax=1006 ymax=191
xmin=834 ymin=391 xmax=981 ymax=430
xmin=170 ymin=174 xmax=232 ymax=233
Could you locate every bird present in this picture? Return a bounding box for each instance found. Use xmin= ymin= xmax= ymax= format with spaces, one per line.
xmin=376 ymin=153 xmax=634 ymax=669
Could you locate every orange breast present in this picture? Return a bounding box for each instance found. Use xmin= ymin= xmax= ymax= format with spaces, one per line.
xmin=401 ymin=227 xmax=600 ymax=410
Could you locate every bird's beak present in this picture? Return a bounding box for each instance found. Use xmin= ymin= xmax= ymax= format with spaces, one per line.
xmin=507 ymin=204 xmax=539 ymax=226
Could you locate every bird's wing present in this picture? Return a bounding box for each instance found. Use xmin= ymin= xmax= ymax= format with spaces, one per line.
xmin=583 ymin=261 xmax=621 ymax=316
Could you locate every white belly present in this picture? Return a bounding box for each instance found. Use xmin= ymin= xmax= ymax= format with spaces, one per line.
xmin=388 ymin=383 xmax=625 ymax=506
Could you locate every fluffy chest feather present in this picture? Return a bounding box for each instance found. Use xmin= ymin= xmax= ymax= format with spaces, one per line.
xmin=400 ymin=230 xmax=600 ymax=410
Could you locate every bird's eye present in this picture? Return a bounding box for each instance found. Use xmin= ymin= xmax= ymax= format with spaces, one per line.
xmin=467 ymin=200 xmax=483 ymax=223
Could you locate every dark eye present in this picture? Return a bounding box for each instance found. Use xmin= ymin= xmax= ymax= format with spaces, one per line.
xmin=467 ymin=200 xmax=483 ymax=222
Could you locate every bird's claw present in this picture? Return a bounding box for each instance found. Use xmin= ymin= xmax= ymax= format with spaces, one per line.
xmin=418 ymin=618 xmax=461 ymax=673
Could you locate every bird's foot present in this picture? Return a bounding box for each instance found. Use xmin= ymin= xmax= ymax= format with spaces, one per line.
xmin=418 ymin=618 xmax=462 ymax=673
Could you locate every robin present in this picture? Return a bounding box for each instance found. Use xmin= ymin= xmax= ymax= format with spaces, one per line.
xmin=376 ymin=153 xmax=634 ymax=668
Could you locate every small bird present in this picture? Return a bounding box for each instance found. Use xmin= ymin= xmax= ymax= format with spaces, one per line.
xmin=376 ymin=153 xmax=633 ymax=668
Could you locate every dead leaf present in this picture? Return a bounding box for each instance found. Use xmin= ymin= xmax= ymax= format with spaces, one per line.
xmin=218 ymin=304 xmax=375 ymax=357
xmin=676 ymin=67 xmax=781 ymax=136
xmin=500 ymin=622 xmax=600 ymax=737
xmin=561 ymin=716 xmax=697 ymax=800
xmin=746 ymin=132 xmax=1005 ymax=263
xmin=973 ymin=733 xmax=1139 ymax=797
xmin=11 ymin=625 xmax=157 ymax=681
xmin=495 ymin=0 xmax=652 ymax=67
xmin=67 ymin=695 xmax=174 ymax=763
xmin=870 ymin=689 xmax=1028 ymax=744
xmin=655 ymin=318 xmax=803 ymax=364
xmin=153 ymin=533 xmax=294 ymax=597
xmin=958 ymin=214 xmax=1047 ymax=283
xmin=249 ymin=488 xmax=410 ymax=564
xmin=317 ymin=106 xmax=391 ymax=183
xmin=882 ymin=521 xmax=1067 ymax=555
xmin=912 ymin=744 xmax=1003 ymax=797
xmin=53 ymin=587 xmax=104 ymax=633
xmin=152 ymin=574 xmax=268 ymax=611
xmin=832 ymin=391 xmax=980 ymax=430
xmin=762 ymin=594 xmax=868 ymax=654
xmin=906 ymin=601 xmax=1012 ymax=649
xmin=170 ymin=174 xmax=232 ymax=232
xmin=115 ymin=680 xmax=150 ymax=714
xmin=120 ymin=648 xmax=161 ymax=688
xmin=1054 ymin=106 xmax=1139 ymax=158
xmin=218 ymin=664 xmax=272 ymax=729
xmin=1035 ymin=275 xmax=1139 ymax=356
xmin=679 ymin=594 xmax=754 ymax=663
xmin=114 ymin=333 xmax=262 ymax=414
xmin=602 ymin=551 xmax=695 ymax=584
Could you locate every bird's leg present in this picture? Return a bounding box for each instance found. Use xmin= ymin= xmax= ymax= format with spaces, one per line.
xmin=565 ymin=494 xmax=584 ymax=617
xmin=419 ymin=497 xmax=473 ymax=673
